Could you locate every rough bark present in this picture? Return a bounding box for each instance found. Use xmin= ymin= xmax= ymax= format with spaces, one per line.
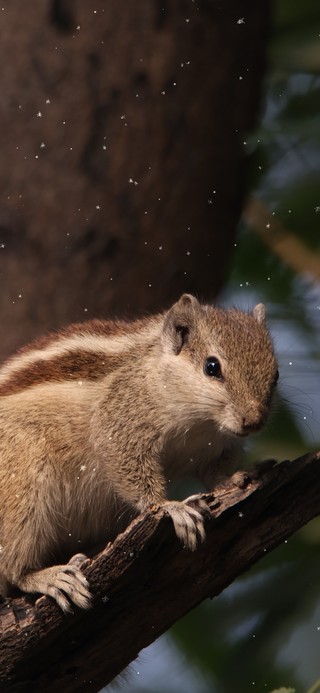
xmin=0 ymin=451 xmax=319 ymax=693
xmin=0 ymin=0 xmax=270 ymax=360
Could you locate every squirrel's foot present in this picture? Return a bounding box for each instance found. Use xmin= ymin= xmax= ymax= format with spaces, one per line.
xmin=163 ymin=496 xmax=211 ymax=551
xmin=17 ymin=562 xmax=92 ymax=613
xmin=232 ymin=459 xmax=278 ymax=488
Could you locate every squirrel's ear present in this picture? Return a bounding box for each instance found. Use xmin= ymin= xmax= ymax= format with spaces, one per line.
xmin=253 ymin=303 xmax=266 ymax=323
xmin=162 ymin=294 xmax=199 ymax=354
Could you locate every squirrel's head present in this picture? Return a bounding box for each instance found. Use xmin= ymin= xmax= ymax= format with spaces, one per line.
xmin=161 ymin=294 xmax=278 ymax=438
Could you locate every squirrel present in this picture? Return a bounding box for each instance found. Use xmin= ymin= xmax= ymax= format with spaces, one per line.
xmin=0 ymin=294 xmax=278 ymax=613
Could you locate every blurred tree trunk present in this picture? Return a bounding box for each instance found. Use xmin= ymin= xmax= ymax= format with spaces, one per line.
xmin=0 ymin=0 xmax=270 ymax=360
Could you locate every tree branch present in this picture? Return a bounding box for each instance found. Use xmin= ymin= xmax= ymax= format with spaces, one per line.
xmin=1 ymin=451 xmax=320 ymax=692
xmin=243 ymin=197 xmax=320 ymax=282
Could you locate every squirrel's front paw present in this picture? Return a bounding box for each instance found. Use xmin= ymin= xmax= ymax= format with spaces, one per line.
xmin=162 ymin=497 xmax=211 ymax=551
xmin=20 ymin=562 xmax=92 ymax=613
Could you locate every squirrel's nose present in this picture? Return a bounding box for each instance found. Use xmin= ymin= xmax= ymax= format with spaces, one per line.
xmin=242 ymin=417 xmax=263 ymax=434
xmin=242 ymin=402 xmax=267 ymax=433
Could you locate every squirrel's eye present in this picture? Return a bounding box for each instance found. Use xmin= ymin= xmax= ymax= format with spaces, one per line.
xmin=204 ymin=356 xmax=222 ymax=378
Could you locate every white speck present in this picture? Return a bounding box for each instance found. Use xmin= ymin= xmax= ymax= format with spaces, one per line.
xmin=186 ymin=250 xmax=191 ymax=256
xmin=239 ymin=76 xmax=243 ymax=80
xmin=102 ymin=145 xmax=107 ymax=150
xmin=237 ymin=17 xmax=245 ymax=24
xmin=78 ymin=380 xmax=83 ymax=385
xmin=208 ymin=199 xmax=213 ymax=204
xmin=315 ymin=206 xmax=320 ymax=213
xmin=158 ymin=246 xmax=163 ymax=250
xmin=238 ymin=511 xmax=244 ymax=518
xmin=266 ymin=223 xmax=270 ymax=228
xmin=185 ymin=18 xmax=190 ymax=22
xmin=46 ymin=99 xmax=51 ymax=104
xmin=288 ymin=361 xmax=293 ymax=366
xmin=243 ymin=141 xmax=247 ymax=145
xmin=80 ymin=465 xmax=86 ymax=472
xmin=36 ymin=111 xmax=42 ymax=118
xmin=0 ymin=545 xmax=3 ymax=554
xmin=96 ymin=205 xmax=101 ymax=210
xmin=76 ymin=25 xmax=80 ymax=30
xmin=102 ymin=595 xmax=109 ymax=603
xmin=40 ymin=142 xmax=46 ymax=148
xmin=161 ymin=91 xmax=166 ymax=95
xmin=120 ymin=114 xmax=126 ymax=120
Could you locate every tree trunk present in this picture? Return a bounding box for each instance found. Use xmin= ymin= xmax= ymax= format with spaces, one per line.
xmin=1 ymin=453 xmax=319 ymax=692
xmin=0 ymin=0 xmax=270 ymax=360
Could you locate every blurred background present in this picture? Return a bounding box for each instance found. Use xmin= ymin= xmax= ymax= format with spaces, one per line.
xmin=0 ymin=1 xmax=319 ymax=692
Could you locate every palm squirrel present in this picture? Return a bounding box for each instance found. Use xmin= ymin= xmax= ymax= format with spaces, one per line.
xmin=0 ymin=294 xmax=278 ymax=612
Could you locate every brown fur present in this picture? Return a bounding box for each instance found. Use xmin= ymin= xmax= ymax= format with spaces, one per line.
xmin=0 ymin=294 xmax=278 ymax=612
xmin=0 ymin=350 xmax=125 ymax=395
